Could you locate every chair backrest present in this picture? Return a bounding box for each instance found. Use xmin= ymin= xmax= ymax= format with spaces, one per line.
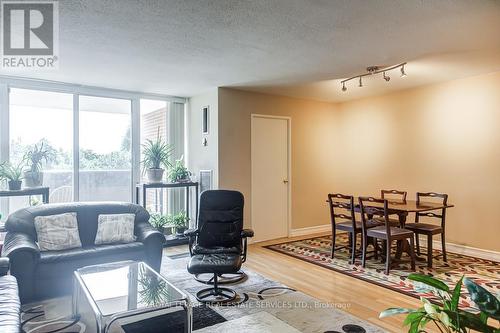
xmin=415 ymin=192 xmax=448 ymax=227
xmin=197 ymin=190 xmax=244 ymax=249
xmin=327 ymin=193 xmax=355 ymax=230
xmin=5 ymin=201 xmax=150 ymax=246
xmin=49 ymin=186 xmax=73 ymax=203
xmin=381 ymin=189 xmax=407 ymax=202
xmin=359 ymin=196 xmax=391 ymax=236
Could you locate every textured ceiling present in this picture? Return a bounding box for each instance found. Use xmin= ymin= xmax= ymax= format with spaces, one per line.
xmin=3 ymin=0 xmax=500 ymax=101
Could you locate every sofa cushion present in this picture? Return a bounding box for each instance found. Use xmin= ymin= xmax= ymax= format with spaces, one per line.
xmin=34 ymin=212 xmax=82 ymax=251
xmin=5 ymin=202 xmax=150 ymax=246
xmin=0 ymin=275 xmax=20 ymax=333
xmin=94 ymin=213 xmax=136 ymax=245
xmin=37 ymin=242 xmax=145 ymax=279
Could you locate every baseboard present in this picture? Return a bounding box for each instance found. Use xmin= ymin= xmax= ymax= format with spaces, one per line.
xmin=289 ymin=224 xmax=331 ymax=237
xmin=420 ymin=236 xmax=499 ymax=262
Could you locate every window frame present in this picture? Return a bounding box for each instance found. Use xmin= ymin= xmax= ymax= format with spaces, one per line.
xmin=0 ymin=76 xmax=186 ymax=205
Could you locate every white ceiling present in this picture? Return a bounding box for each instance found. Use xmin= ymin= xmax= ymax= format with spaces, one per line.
xmin=3 ymin=0 xmax=500 ymax=102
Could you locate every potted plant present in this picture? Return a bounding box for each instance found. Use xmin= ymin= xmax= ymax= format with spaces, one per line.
xmin=0 ymin=161 xmax=25 ymax=190
xmin=168 ymin=156 xmax=191 ymax=183
xmin=380 ymin=273 xmax=500 ymax=333
xmin=149 ymin=212 xmax=168 ymax=234
xmin=23 ymin=142 xmax=53 ymax=187
xmin=166 ymin=211 xmax=190 ymax=236
xmin=141 ymin=128 xmax=173 ymax=183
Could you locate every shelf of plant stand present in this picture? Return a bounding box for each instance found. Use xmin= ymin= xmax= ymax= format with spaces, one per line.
xmin=164 ymin=234 xmax=189 ymax=247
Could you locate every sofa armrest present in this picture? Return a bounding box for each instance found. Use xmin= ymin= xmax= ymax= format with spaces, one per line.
xmin=241 ymin=229 xmax=254 ymax=238
xmin=0 ymin=257 xmax=9 ymax=276
xmin=135 ymin=222 xmax=164 ymax=272
xmin=135 ymin=222 xmax=164 ymax=244
xmin=1 ymin=232 xmax=40 ymax=259
xmin=1 ymin=232 xmax=40 ymax=302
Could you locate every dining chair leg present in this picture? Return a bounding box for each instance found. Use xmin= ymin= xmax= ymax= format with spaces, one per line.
xmin=361 ymin=234 xmax=367 ymax=268
xmin=395 ymin=240 xmax=403 ymax=259
xmin=348 ymin=232 xmax=353 ymax=254
xmin=427 ymin=234 xmax=433 ymax=269
xmin=415 ymin=233 xmax=421 ymax=256
xmin=373 ymin=238 xmax=378 ymax=260
xmin=441 ymin=232 xmax=447 ymax=262
xmin=331 ymin=228 xmax=336 ymax=259
xmin=351 ymin=232 xmax=357 ymax=264
xmin=409 ymin=236 xmax=416 ymax=271
xmin=385 ymin=240 xmax=391 ymax=275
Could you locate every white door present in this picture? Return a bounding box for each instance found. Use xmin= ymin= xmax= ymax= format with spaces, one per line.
xmin=251 ymin=115 xmax=290 ymax=242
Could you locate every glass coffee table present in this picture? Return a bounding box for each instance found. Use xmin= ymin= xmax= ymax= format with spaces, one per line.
xmin=72 ymin=261 xmax=192 ymax=333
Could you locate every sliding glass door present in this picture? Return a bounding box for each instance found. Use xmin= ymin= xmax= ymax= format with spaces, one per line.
xmin=79 ymin=96 xmax=132 ymax=201
xmin=8 ymin=88 xmax=73 ymax=211
xmin=0 ymin=81 xmax=185 ymax=219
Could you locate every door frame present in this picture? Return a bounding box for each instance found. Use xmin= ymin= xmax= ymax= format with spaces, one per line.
xmin=250 ymin=114 xmax=292 ymax=241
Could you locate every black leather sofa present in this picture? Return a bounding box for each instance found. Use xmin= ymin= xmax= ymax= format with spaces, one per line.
xmin=0 ymin=257 xmax=20 ymax=333
xmin=1 ymin=202 xmax=164 ymax=303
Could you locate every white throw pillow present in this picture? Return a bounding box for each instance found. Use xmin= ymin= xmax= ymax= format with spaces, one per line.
xmin=34 ymin=212 xmax=82 ymax=251
xmin=94 ymin=213 xmax=136 ymax=245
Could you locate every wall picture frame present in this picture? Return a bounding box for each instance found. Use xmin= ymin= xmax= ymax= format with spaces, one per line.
xmin=202 ymin=105 xmax=209 ymax=135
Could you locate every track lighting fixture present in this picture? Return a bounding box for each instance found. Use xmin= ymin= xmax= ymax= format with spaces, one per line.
xmin=400 ymin=64 xmax=407 ymax=77
xmin=340 ymin=62 xmax=406 ymax=92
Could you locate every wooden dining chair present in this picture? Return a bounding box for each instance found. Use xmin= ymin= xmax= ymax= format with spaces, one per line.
xmin=327 ymin=193 xmax=382 ymax=264
xmin=373 ymin=189 xmax=407 ymax=227
xmin=359 ymin=196 xmax=416 ymax=275
xmin=404 ymin=192 xmax=449 ymax=268
xmin=327 ymin=194 xmax=357 ymax=263
xmin=381 ymin=189 xmax=407 ymax=202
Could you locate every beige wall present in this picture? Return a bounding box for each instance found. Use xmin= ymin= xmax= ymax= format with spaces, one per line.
xmin=335 ymin=72 xmax=500 ymax=252
xmin=217 ymin=71 xmax=500 ymax=252
xmin=187 ymin=89 xmax=219 ymax=188
xmin=218 ymin=87 xmax=338 ymax=229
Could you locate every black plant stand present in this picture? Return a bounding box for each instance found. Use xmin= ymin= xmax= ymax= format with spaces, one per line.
xmin=135 ymin=182 xmax=199 ymax=247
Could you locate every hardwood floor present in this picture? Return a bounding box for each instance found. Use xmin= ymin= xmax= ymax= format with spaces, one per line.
xmin=166 ymin=233 xmax=439 ymax=332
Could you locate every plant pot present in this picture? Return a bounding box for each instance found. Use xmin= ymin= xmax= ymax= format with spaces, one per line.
xmin=175 ymin=226 xmax=187 ymax=236
xmin=24 ymin=171 xmax=43 ymax=187
xmin=172 ymin=175 xmax=191 ymax=183
xmin=8 ymin=180 xmax=22 ymax=191
xmin=147 ymin=168 xmax=164 ymax=183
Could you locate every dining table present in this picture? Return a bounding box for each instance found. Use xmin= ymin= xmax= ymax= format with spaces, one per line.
xmin=355 ymin=198 xmax=454 ymax=260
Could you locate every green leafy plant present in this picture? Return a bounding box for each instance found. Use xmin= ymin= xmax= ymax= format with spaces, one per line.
xmin=141 ymin=128 xmax=173 ymax=173
xmin=380 ymin=274 xmax=500 ymax=333
xmin=168 ymin=156 xmax=191 ymax=182
xmin=166 ymin=211 xmax=190 ymax=234
xmin=24 ymin=141 xmax=54 ymax=173
xmin=0 ymin=160 xmax=25 ymax=181
xmin=149 ymin=213 xmax=168 ymax=231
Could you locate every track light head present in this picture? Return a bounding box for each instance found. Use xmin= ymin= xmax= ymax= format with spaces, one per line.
xmin=383 ymin=72 xmax=390 ymax=82
xmin=400 ymin=65 xmax=407 ymax=77
xmin=342 ymin=82 xmax=347 ymax=92
xmin=358 ymin=77 xmax=363 ymax=87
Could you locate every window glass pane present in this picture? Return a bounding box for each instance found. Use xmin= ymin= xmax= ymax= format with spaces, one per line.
xmin=7 ymin=88 xmax=73 ymax=214
xmin=79 ymin=96 xmax=131 ymax=201
xmin=140 ymin=99 xmax=169 ymax=212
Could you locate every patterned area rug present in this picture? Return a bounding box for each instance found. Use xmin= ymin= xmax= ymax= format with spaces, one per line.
xmin=265 ymin=234 xmax=500 ymax=312
xmin=20 ymin=249 xmax=385 ymax=332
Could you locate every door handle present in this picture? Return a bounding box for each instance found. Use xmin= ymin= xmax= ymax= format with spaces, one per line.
xmin=283 ymin=179 xmax=289 ymax=184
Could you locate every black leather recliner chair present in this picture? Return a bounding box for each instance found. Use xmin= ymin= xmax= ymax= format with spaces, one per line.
xmin=185 ymin=190 xmax=254 ymax=304
xmin=1 ymin=202 xmax=164 ymax=303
